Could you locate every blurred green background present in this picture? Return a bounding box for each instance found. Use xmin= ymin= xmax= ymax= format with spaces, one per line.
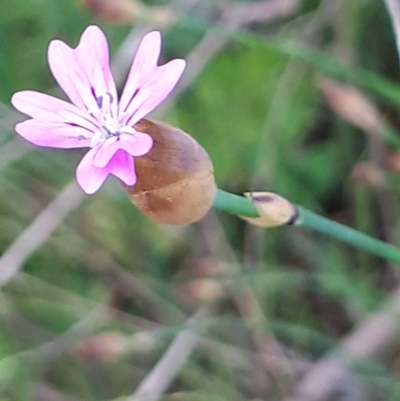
xmin=1 ymin=0 xmax=400 ymax=400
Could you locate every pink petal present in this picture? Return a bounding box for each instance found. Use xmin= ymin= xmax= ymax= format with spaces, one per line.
xmin=104 ymin=149 xmax=136 ymax=186
xmin=123 ymin=59 xmax=186 ymax=125
xmin=92 ymin=133 xmax=153 ymax=168
xmin=15 ymin=119 xmax=92 ymax=148
xmin=11 ymin=91 xmax=98 ymax=132
xmin=120 ymin=133 xmax=153 ymax=156
xmin=91 ymin=136 xmax=120 ymax=168
xmin=76 ymin=148 xmax=136 ymax=194
xmin=76 ymin=147 xmax=110 ymax=194
xmin=48 ymin=26 xmax=117 ymax=113
xmin=48 ymin=40 xmax=97 ymax=111
xmin=119 ymin=31 xmax=162 ymax=114
xmin=76 ymin=26 xmax=118 ymax=114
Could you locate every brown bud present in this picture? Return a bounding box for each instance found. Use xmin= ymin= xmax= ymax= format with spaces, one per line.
xmin=241 ymin=192 xmax=297 ymax=227
xmin=124 ymin=331 xmax=156 ymax=354
xmin=319 ymin=79 xmax=382 ymax=133
xmin=149 ymin=7 xmax=176 ymax=27
xmin=352 ymin=162 xmax=385 ymax=188
xmin=73 ymin=332 xmax=126 ymax=363
xmin=177 ymin=278 xmax=224 ymax=304
xmin=386 ymin=151 xmax=400 ymax=172
xmin=124 ymin=119 xmax=216 ymax=225
xmin=80 ymin=0 xmax=138 ymax=25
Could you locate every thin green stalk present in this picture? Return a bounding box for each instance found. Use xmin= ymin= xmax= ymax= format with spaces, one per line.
xmin=295 ymin=206 xmax=400 ymax=265
xmin=213 ymin=189 xmax=400 ymax=265
xmin=213 ymin=189 xmax=259 ymax=217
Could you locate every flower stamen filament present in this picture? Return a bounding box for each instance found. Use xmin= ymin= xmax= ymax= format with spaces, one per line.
xmin=90 ymin=93 xmax=136 ymax=147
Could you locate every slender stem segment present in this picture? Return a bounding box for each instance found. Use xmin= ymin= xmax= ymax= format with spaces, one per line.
xmin=213 ymin=189 xmax=259 ymax=217
xmin=295 ymin=206 xmax=400 ymax=264
xmin=213 ymin=189 xmax=400 ymax=265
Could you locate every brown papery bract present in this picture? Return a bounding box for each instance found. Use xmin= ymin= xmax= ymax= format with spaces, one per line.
xmin=123 ymin=119 xmax=216 ymax=225
xmin=80 ymin=0 xmax=137 ymax=24
xmin=73 ymin=332 xmax=126 ymax=363
xmin=319 ymin=79 xmax=382 ymax=134
xmin=352 ymin=162 xmax=385 ymax=189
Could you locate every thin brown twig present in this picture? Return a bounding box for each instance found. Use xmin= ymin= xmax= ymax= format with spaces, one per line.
xmin=0 ymin=138 xmax=31 ymax=171
xmin=284 ymin=285 xmax=400 ymax=401
xmin=199 ymin=213 xmax=293 ymax=395
xmin=128 ymin=306 xmax=212 ymax=401
xmin=282 ymin=3 xmax=400 ymax=398
xmin=112 ymin=0 xmax=203 ymax=83
xmin=250 ymin=0 xmax=340 ymax=188
xmin=173 ymin=0 xmax=300 ymax=100
xmin=0 ymin=307 xmax=104 ymax=382
xmin=33 ymin=383 xmax=84 ymax=401
xmin=221 ymin=0 xmax=299 ymax=26
xmin=0 ymin=6 xmax=196 ymax=286
xmin=13 ymin=272 xmax=162 ymax=331
xmin=124 ymin=4 xmax=300 ymax=398
xmin=0 ymin=102 xmax=33 ymax=169
xmin=0 ymin=101 xmax=21 ymax=132
xmin=384 ymin=0 xmax=400 ymax=65
xmin=0 ymin=181 xmax=84 ymax=286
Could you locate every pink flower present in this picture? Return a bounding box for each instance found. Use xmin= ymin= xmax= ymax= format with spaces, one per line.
xmin=11 ymin=26 xmax=186 ymax=194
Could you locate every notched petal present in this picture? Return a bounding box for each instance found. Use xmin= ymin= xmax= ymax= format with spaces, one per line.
xmin=11 ymin=90 xmax=98 ymax=132
xmin=119 ymin=132 xmax=153 ymax=156
xmin=77 ymin=147 xmax=136 ymax=194
xmin=118 ymin=31 xmax=163 ymax=113
xmin=105 ymin=149 xmax=136 ymax=185
xmin=92 ymin=137 xmax=120 ymax=168
xmin=76 ymin=148 xmax=109 ymax=194
xmin=92 ymin=133 xmax=153 ymax=168
xmin=48 ymin=30 xmax=103 ymax=112
xmin=124 ymin=59 xmax=186 ymax=125
xmin=15 ymin=120 xmax=92 ymax=149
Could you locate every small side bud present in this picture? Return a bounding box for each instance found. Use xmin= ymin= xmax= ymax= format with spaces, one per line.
xmin=386 ymin=151 xmax=400 ymax=172
xmin=124 ymin=331 xmax=156 ymax=354
xmin=177 ymin=278 xmax=224 ymax=304
xmin=242 ymin=192 xmax=297 ymax=227
xmin=319 ymin=79 xmax=382 ymax=133
xmin=80 ymin=0 xmax=138 ymax=25
xmin=351 ymin=162 xmax=385 ymax=189
xmin=73 ymin=332 xmax=126 ymax=363
xmin=124 ymin=119 xmax=216 ymax=225
xmin=143 ymin=6 xmax=175 ymax=27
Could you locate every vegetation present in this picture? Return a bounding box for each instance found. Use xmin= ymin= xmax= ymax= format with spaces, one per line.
xmin=1 ymin=0 xmax=400 ymax=400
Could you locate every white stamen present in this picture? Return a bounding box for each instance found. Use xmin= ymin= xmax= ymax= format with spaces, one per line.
xmin=89 ymin=92 xmax=137 ymax=147
xmin=90 ymin=130 xmax=104 ymax=147
xmin=121 ymin=126 xmax=136 ymax=135
xmin=102 ymin=114 xmax=119 ymax=135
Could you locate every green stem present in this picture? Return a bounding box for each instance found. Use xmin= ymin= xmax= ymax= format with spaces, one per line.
xmin=295 ymin=206 xmax=400 ymax=264
xmin=213 ymin=189 xmax=259 ymax=217
xmin=213 ymin=189 xmax=400 ymax=264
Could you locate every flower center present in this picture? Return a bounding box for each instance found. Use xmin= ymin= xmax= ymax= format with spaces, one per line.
xmin=90 ymin=92 xmax=135 ymax=147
